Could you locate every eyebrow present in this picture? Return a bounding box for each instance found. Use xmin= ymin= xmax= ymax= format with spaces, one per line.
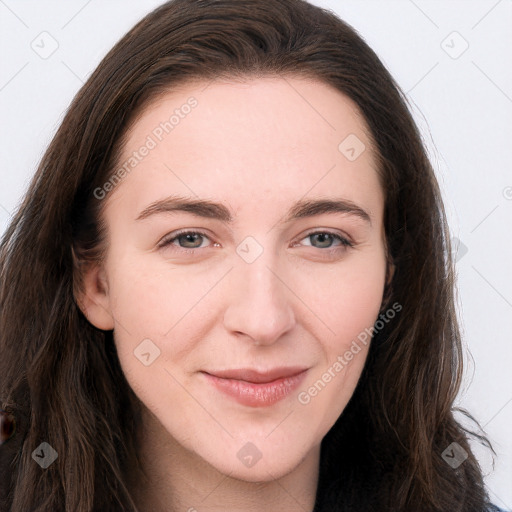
xmin=135 ymin=194 xmax=372 ymax=225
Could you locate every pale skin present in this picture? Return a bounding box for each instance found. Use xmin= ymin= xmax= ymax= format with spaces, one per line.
xmin=78 ymin=76 xmax=392 ymax=511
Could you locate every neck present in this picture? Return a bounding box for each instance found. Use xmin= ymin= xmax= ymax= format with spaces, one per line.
xmin=130 ymin=407 xmax=320 ymax=512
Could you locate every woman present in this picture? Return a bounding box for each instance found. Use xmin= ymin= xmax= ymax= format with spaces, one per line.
xmin=0 ymin=0 xmax=506 ymax=510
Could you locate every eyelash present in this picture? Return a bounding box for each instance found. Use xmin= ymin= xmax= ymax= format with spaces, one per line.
xmin=158 ymin=229 xmax=354 ymax=255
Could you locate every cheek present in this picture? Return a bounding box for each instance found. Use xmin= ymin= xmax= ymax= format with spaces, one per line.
xmin=106 ymin=254 xmax=213 ymax=334
xmin=293 ymin=249 xmax=386 ymax=412
xmin=295 ymin=264 xmax=383 ymax=433
xmin=105 ymin=255 xmax=230 ymax=380
xmin=105 ymin=257 xmax=204 ymax=422
xmin=294 ymin=250 xmax=387 ymax=346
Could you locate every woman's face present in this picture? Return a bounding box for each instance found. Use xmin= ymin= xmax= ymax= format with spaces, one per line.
xmin=82 ymin=77 xmax=388 ymax=482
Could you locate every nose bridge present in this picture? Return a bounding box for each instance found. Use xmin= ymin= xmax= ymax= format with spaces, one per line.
xmin=223 ymin=242 xmax=295 ymax=344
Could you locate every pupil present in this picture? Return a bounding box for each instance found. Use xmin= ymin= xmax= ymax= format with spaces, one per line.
xmin=314 ymin=233 xmax=332 ymax=248
xmin=182 ymin=234 xmax=201 ymax=247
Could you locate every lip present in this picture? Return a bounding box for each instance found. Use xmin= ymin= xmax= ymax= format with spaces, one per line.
xmin=202 ymin=367 xmax=308 ymax=407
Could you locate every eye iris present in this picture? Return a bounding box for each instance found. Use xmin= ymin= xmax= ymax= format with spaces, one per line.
xmin=178 ymin=233 xmax=203 ymax=248
xmin=311 ymin=233 xmax=334 ymax=248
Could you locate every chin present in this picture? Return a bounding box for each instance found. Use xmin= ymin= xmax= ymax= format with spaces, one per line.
xmin=201 ymin=438 xmax=313 ymax=483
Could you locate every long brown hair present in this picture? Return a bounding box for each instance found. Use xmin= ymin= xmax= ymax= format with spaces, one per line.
xmin=0 ymin=0 xmax=496 ymax=510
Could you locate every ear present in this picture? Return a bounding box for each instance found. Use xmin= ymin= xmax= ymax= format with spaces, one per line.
xmin=379 ymin=255 xmax=395 ymax=313
xmin=386 ymin=258 xmax=395 ymax=285
xmin=75 ymin=263 xmax=115 ymax=331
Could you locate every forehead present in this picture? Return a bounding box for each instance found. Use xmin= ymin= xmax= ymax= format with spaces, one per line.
xmin=108 ymin=76 xmax=382 ymax=219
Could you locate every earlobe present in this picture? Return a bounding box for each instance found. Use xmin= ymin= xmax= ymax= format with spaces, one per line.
xmin=75 ymin=263 xmax=115 ymax=331
xmin=386 ymin=259 xmax=395 ymax=285
xmin=379 ymin=257 xmax=395 ymax=313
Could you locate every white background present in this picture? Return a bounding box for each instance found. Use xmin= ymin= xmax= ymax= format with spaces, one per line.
xmin=1 ymin=0 xmax=511 ymax=508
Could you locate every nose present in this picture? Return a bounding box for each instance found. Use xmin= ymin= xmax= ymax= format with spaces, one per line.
xmin=222 ymin=252 xmax=296 ymax=346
